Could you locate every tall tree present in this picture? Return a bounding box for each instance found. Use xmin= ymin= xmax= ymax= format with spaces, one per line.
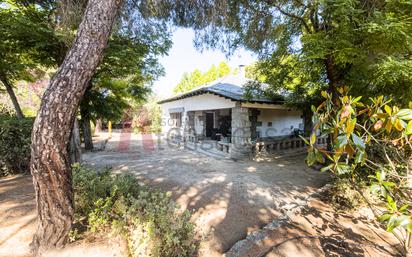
xmin=30 ymin=0 xmax=123 ymax=252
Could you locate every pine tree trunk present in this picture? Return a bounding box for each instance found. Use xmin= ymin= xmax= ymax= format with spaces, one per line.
xmin=80 ymin=111 xmax=94 ymax=150
xmin=80 ymin=86 xmax=94 ymax=150
xmin=302 ymin=107 xmax=313 ymax=137
xmin=0 ymin=76 xmax=25 ymax=119
xmin=69 ymin=119 xmax=82 ymax=163
xmin=30 ymin=0 xmax=122 ymax=253
xmin=324 ymin=55 xmax=340 ymax=100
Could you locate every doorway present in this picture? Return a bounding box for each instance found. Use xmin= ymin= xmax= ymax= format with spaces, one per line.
xmin=205 ymin=112 xmax=214 ymax=137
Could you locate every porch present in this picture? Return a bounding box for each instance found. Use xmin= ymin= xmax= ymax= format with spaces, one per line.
xmin=168 ymin=103 xmax=309 ymax=159
xmin=185 ymin=108 xmax=232 ymax=143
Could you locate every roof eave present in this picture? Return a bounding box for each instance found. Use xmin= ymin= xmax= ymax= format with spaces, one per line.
xmin=157 ymin=90 xmax=284 ymax=105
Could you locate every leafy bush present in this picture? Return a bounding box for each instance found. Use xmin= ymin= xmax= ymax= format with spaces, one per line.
xmin=72 ymin=164 xmax=196 ymax=257
xmin=305 ymin=87 xmax=412 ymax=255
xmin=0 ymin=115 xmax=33 ymax=176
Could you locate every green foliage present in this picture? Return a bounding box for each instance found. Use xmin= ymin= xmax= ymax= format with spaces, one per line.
xmin=0 ymin=1 xmax=63 ymax=80
xmin=72 ymin=164 xmax=196 ymax=257
xmin=0 ymin=100 xmax=15 ymax=116
xmin=0 ymin=1 xmax=63 ymax=116
xmin=247 ymin=55 xmax=327 ymax=110
xmin=306 ymin=88 xmax=412 ymax=254
xmin=0 ymin=116 xmax=33 ymax=176
xmin=132 ymin=97 xmax=162 ymax=133
xmin=149 ymin=0 xmax=412 ymax=107
xmin=2 ymin=1 xmax=172 ymax=123
xmin=173 ymin=61 xmax=232 ymax=94
xmin=79 ymin=22 xmax=171 ymax=125
xmin=77 ymin=3 xmax=172 ymax=124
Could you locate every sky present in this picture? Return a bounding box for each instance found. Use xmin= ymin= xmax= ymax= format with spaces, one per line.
xmin=152 ymin=28 xmax=257 ymax=98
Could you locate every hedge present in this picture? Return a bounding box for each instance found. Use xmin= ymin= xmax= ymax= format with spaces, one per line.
xmin=0 ymin=115 xmax=33 ymax=176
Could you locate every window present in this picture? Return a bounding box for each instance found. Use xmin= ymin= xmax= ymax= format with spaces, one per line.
xmin=256 ymin=121 xmax=263 ymax=127
xmin=170 ymin=112 xmax=182 ymax=127
xmin=268 ymin=122 xmax=273 ymax=127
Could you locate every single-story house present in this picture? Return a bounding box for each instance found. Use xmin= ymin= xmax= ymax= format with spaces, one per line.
xmin=158 ymin=68 xmax=305 ymax=158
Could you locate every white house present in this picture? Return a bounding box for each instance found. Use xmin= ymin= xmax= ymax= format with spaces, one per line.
xmin=158 ymin=69 xmax=304 ymax=158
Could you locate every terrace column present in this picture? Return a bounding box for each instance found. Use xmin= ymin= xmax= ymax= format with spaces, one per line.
xmin=181 ymin=111 xmax=188 ymax=141
xmin=186 ymin=111 xmax=195 ymax=142
xmin=230 ymin=104 xmax=252 ymax=159
xmin=201 ymin=110 xmax=207 ymax=137
xmin=249 ymin=109 xmax=260 ymax=140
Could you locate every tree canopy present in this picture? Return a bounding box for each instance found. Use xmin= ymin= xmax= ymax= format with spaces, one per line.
xmin=145 ymin=0 xmax=412 ymax=105
xmin=173 ymin=61 xmax=232 ymax=94
xmin=0 ymin=1 xmax=64 ymax=117
xmin=1 ymin=0 xmax=172 ymax=151
xmin=81 ymin=34 xmax=168 ymax=123
xmin=1 ymin=0 xmax=172 ymax=119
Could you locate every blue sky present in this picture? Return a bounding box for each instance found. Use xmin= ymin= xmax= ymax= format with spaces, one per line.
xmin=152 ymin=28 xmax=257 ymax=98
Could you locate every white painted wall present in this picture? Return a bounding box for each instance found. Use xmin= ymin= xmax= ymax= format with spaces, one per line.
xmin=256 ymin=109 xmax=303 ymax=137
xmin=160 ymin=93 xmax=236 ymax=135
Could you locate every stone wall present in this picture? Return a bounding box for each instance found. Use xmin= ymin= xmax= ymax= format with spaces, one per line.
xmin=185 ymin=111 xmax=196 ymax=142
xmin=187 ymin=111 xmax=195 ymax=129
xmin=249 ymin=109 xmax=260 ymax=140
xmin=230 ymin=104 xmax=255 ymax=159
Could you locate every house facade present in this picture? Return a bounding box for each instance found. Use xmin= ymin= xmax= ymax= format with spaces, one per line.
xmin=158 ymin=75 xmax=304 ymax=159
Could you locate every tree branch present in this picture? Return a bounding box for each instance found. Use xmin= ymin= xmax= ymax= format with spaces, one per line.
xmin=265 ymin=0 xmax=311 ymax=33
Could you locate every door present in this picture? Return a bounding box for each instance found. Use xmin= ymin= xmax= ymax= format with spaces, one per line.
xmin=205 ymin=112 xmax=214 ymax=137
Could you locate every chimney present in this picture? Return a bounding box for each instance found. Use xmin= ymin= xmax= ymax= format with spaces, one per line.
xmin=238 ymin=64 xmax=246 ymax=78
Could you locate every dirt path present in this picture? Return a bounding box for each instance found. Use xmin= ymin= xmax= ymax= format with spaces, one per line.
xmin=1 ymin=131 xmax=399 ymax=256
xmin=84 ymin=132 xmax=331 ymax=256
xmin=0 ymin=175 xmax=36 ymax=257
xmin=266 ymin=197 xmax=401 ymax=257
xmin=0 ymin=175 xmax=127 ymax=257
xmin=225 ymin=192 xmax=401 ymax=257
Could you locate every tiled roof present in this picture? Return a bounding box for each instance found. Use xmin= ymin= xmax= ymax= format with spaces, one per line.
xmin=158 ymin=76 xmax=285 ymax=104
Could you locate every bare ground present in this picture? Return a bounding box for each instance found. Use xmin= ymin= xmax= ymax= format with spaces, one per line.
xmin=0 ymin=175 xmax=128 ymax=257
xmin=0 ymin=131 xmax=400 ymax=257
xmin=267 ymin=197 xmax=402 ymax=257
xmin=83 ymin=132 xmax=332 ymax=256
xmin=225 ymin=191 xmax=402 ymax=257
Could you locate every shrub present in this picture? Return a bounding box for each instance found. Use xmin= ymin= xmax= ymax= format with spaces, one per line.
xmin=72 ymin=164 xmax=196 ymax=257
xmin=0 ymin=115 xmax=33 ymax=176
xmin=305 ymin=87 xmax=412 ymax=255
